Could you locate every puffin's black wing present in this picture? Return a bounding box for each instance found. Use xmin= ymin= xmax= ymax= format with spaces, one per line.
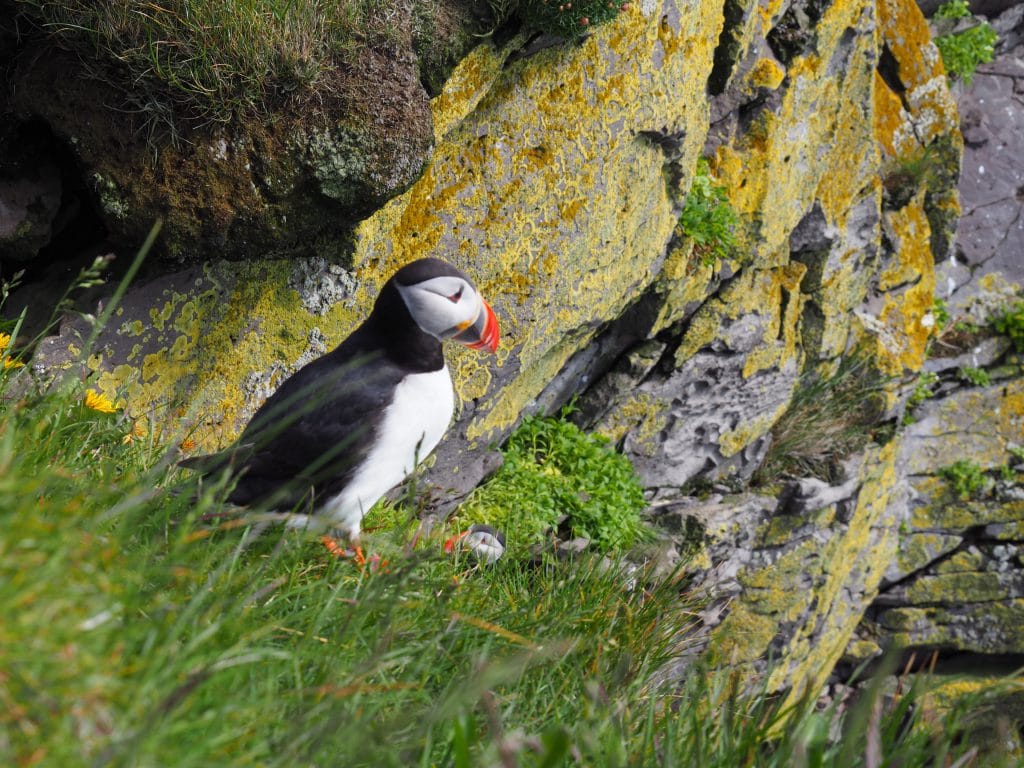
xmin=185 ymin=326 xmax=411 ymax=510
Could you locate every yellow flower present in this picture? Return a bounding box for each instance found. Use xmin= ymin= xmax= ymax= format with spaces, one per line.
xmin=180 ymin=437 xmax=197 ymax=453
xmin=84 ymin=389 xmax=117 ymax=414
xmin=3 ymin=357 xmax=23 ymax=369
xmin=0 ymin=332 xmax=11 ymax=348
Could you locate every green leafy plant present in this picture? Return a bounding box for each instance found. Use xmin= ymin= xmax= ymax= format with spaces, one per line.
xmin=908 ymin=371 xmax=939 ymax=408
xmin=933 ymin=0 xmax=998 ymax=84
xmin=756 ymin=356 xmax=892 ymax=484
xmin=958 ymin=365 xmax=991 ymax=387
xmin=458 ymin=412 xmax=648 ymax=553
xmin=992 ymin=299 xmax=1024 ymax=352
xmin=938 ymin=458 xmax=990 ymax=500
xmin=931 ymin=298 xmax=951 ymax=331
xmin=517 ymin=0 xmax=628 ymax=39
xmin=680 ymin=158 xmax=740 ymax=267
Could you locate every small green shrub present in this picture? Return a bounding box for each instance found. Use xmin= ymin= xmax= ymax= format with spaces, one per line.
xmin=680 ymin=158 xmax=740 ymax=266
xmin=458 ymin=413 xmax=648 ymax=553
xmin=992 ymin=299 xmax=1024 ymax=352
xmin=958 ymin=365 xmax=991 ymax=386
xmin=933 ymin=0 xmax=998 ymax=84
xmin=931 ymin=298 xmax=951 ymax=331
xmin=517 ymin=0 xmax=628 ymax=39
xmin=908 ymin=371 xmax=939 ymax=408
xmin=938 ymin=459 xmax=990 ymax=500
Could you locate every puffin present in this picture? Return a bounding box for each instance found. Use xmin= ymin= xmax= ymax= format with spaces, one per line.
xmin=180 ymin=257 xmax=500 ymax=544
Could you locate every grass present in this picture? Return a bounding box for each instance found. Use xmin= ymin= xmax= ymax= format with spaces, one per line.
xmin=1 ymin=265 xmax=1016 ymax=765
xmin=10 ymin=1 xmax=461 ymax=128
xmin=755 ymin=356 xmax=892 ymax=484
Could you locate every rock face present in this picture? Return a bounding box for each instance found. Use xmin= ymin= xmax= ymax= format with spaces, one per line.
xmin=1 ymin=3 xmax=480 ymax=263
xmin=17 ymin=0 xmax=1024 ymax=699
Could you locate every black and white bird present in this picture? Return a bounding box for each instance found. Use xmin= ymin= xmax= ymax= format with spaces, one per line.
xmin=181 ymin=257 xmax=500 ymax=544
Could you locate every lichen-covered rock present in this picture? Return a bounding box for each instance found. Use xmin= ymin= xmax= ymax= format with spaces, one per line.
xmin=858 ymin=377 xmax=1024 ymax=655
xmin=1 ymin=8 xmax=470 ymax=263
xmin=25 ymin=0 xmax=965 ymax=702
xmin=34 ymin=1 xmax=728 ymax=504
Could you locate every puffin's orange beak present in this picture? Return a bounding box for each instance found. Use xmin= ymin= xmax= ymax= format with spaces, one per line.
xmin=455 ymin=299 xmax=500 ymax=354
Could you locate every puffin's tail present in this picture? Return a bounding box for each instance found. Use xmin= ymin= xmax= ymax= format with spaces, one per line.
xmin=178 ymin=443 xmax=255 ymax=476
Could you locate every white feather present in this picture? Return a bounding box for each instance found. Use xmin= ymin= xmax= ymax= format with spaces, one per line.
xmin=319 ymin=366 xmax=454 ymax=539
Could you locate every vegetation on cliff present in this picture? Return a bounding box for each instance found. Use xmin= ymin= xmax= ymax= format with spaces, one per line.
xmin=0 ymin=267 xmax=1016 ymax=764
xmin=9 ymin=0 xmax=481 ymax=125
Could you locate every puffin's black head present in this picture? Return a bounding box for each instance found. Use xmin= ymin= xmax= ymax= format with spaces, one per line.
xmin=387 ymin=258 xmax=500 ymax=354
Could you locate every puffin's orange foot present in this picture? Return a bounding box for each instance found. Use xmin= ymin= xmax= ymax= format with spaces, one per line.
xmin=320 ymin=537 xmax=387 ymax=573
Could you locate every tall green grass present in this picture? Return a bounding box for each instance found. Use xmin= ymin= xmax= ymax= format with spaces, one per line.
xmin=0 ymin=261 xmax=1013 ymax=766
xmin=11 ymin=1 xmax=419 ymax=125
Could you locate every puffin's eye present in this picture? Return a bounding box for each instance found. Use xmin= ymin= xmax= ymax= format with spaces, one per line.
xmin=447 ymin=286 xmax=464 ymax=303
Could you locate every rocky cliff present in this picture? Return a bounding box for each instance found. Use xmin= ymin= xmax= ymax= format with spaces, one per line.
xmin=3 ymin=0 xmax=1023 ymax=705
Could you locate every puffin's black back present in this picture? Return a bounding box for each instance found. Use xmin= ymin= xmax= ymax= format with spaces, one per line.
xmin=183 ymin=267 xmax=447 ymax=509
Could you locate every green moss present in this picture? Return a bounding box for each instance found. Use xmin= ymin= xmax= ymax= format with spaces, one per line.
xmin=457 ymin=412 xmax=648 ymax=554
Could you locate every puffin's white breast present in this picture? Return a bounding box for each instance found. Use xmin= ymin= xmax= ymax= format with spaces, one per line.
xmin=321 ymin=365 xmax=454 ymax=535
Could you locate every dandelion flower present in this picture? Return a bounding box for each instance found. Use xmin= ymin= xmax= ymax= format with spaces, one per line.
xmin=0 ymin=332 xmax=11 ymax=348
xmin=180 ymin=437 xmax=197 ymax=453
xmin=84 ymin=389 xmax=117 ymax=413
xmin=3 ymin=357 xmax=23 ymax=369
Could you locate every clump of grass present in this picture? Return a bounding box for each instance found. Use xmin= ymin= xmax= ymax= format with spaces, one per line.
xmin=755 ymin=356 xmax=891 ymax=484
xmin=457 ymin=412 xmax=648 ymax=553
xmin=680 ymin=158 xmax=740 ymax=267
xmin=11 ymin=1 xmax=448 ymax=127
xmin=933 ymin=0 xmax=998 ymax=85
xmin=938 ymin=458 xmax=992 ymax=500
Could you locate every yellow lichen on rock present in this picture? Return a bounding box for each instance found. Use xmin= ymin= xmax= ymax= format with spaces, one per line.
xmin=708 ymin=442 xmax=901 ymax=702
xmin=353 ymin=2 xmax=725 ymax=443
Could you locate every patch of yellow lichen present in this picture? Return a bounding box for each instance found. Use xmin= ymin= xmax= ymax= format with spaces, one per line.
xmin=352 ymin=1 xmax=724 ymax=444
xmin=877 ymin=0 xmax=959 ymax=154
xmin=715 ymin=0 xmax=878 ymax=259
xmin=747 ymin=58 xmax=785 ymax=90
xmin=83 ymin=260 xmax=367 ymax=451
xmin=596 ymin=391 xmax=668 ymax=456
xmin=880 ymin=194 xmax=932 ymax=291
xmin=674 ymin=263 xmax=805 ymax=372
xmin=706 ymin=441 xmax=902 ymax=699
xmin=850 ymin=191 xmax=936 ymax=376
xmin=718 ymin=403 xmax=787 ymax=458
xmin=430 ymin=39 xmax=514 ymax=144
xmin=650 ymin=238 xmax=717 ymax=334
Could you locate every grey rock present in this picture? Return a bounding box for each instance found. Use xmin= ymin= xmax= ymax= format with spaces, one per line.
xmin=0 ymin=158 xmax=61 ymax=261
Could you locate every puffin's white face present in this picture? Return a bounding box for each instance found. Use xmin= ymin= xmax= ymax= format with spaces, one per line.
xmin=395 ymin=275 xmax=500 ymax=353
